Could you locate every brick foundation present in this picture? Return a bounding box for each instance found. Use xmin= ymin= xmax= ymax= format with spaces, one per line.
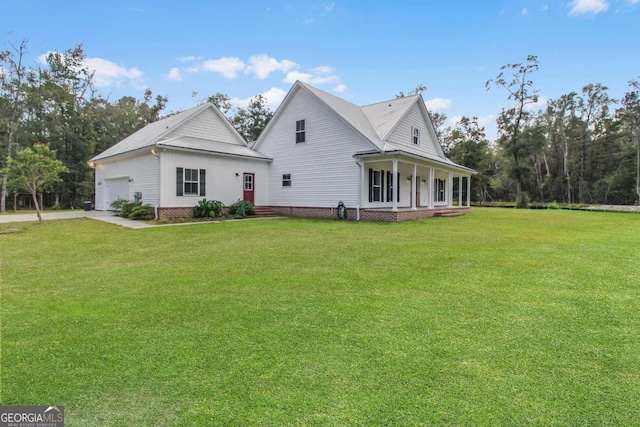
xmin=271 ymin=206 xmax=471 ymax=222
xmin=158 ymin=206 xmax=194 ymax=219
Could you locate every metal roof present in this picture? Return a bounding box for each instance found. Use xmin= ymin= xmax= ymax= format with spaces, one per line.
xmin=362 ymin=95 xmax=419 ymax=141
xmin=90 ymin=103 xmax=248 ymax=162
xmin=158 ymin=136 xmax=271 ymax=160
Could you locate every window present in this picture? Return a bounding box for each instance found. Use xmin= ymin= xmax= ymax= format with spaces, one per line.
xmin=372 ymin=171 xmax=382 ymax=201
xmin=434 ymin=178 xmax=446 ymax=202
xmin=412 ymin=127 xmax=420 ymax=145
xmin=176 ymin=167 xmax=206 ymax=197
xmin=184 ymin=168 xmax=199 ymax=195
xmin=282 ymin=173 xmax=292 ymax=187
xmin=244 ymin=174 xmax=253 ymax=191
xmin=296 ymin=119 xmax=306 ymax=143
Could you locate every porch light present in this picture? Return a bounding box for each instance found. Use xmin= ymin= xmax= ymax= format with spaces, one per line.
xmin=406 ymin=175 xmax=412 ymax=181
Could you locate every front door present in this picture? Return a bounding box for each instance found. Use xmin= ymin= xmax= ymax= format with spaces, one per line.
xmin=243 ymin=173 xmax=254 ymax=204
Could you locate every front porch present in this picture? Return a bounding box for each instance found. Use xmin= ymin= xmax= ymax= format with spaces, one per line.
xmin=357 ymin=152 xmax=475 ymax=214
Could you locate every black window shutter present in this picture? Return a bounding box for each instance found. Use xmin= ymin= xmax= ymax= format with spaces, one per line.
xmin=368 ymin=168 xmax=373 ymax=203
xmin=176 ymin=167 xmax=184 ymax=196
xmin=397 ymin=173 xmax=401 ymax=202
xmin=199 ymin=169 xmax=206 ymax=197
xmin=386 ymin=171 xmax=392 ymax=202
xmin=381 ymin=170 xmax=385 ymax=202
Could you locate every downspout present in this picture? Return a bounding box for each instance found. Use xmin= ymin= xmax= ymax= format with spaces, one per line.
xmin=356 ymin=160 xmax=363 ymax=220
xmin=152 ymin=145 xmax=161 ymax=220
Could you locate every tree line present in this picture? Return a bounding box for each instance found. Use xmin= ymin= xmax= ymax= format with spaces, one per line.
xmin=442 ymin=55 xmax=640 ymax=206
xmin=1 ymin=39 xmax=638 ymax=210
xmin=0 ymin=40 xmax=272 ymax=211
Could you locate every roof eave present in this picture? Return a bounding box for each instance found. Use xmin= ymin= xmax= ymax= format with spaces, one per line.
xmin=353 ymin=150 xmax=477 ymax=174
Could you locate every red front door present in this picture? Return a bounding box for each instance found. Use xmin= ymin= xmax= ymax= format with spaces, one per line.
xmin=243 ymin=173 xmax=254 ymax=204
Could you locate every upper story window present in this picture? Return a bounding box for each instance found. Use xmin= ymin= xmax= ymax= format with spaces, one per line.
xmin=282 ymin=173 xmax=292 ymax=187
xmin=412 ymin=127 xmax=420 ymax=145
xmin=296 ymin=119 xmax=306 ymax=143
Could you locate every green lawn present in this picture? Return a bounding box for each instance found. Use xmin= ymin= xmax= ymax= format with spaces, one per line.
xmin=1 ymin=208 xmax=639 ymax=426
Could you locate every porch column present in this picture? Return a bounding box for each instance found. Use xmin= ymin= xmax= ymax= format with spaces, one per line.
xmin=411 ymin=163 xmax=417 ymax=210
xmin=466 ymin=175 xmax=471 ymax=207
xmin=458 ymin=175 xmax=463 ymax=207
xmin=392 ymin=159 xmax=398 ymax=211
xmin=447 ymin=171 xmax=453 ymax=208
xmin=428 ymin=167 xmax=434 ymax=209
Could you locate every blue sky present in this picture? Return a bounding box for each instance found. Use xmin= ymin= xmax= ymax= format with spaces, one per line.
xmin=1 ymin=0 xmax=639 ymax=140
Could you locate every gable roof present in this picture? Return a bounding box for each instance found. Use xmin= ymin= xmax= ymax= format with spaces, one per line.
xmin=90 ymin=103 xmax=266 ymax=162
xmin=255 ymin=82 xmax=450 ymax=159
xmin=362 ymin=95 xmax=420 ymax=141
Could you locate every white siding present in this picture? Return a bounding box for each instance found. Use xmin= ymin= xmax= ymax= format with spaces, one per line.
xmin=94 ymin=153 xmax=159 ymax=211
xmin=160 ymin=150 xmax=269 ymax=207
xmin=386 ymin=103 xmax=440 ymax=158
xmin=165 ymin=108 xmax=243 ymax=145
xmin=259 ymin=88 xmax=374 ymax=208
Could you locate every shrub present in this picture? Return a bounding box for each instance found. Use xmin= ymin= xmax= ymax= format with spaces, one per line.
xmin=547 ymin=201 xmax=560 ymax=210
xmin=515 ymin=192 xmax=530 ymax=209
xmin=193 ymin=199 xmax=224 ymax=218
xmin=228 ymin=199 xmax=255 ymax=218
xmin=128 ymin=204 xmax=155 ymax=220
xmin=110 ymin=199 xmax=138 ymax=217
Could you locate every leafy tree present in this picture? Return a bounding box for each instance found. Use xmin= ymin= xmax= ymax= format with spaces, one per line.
xmin=232 ymin=95 xmax=273 ymax=142
xmin=0 ymin=39 xmax=30 ymax=212
xmin=444 ymin=116 xmax=495 ymax=202
xmin=486 ymin=55 xmax=539 ymax=197
xmin=205 ymin=92 xmax=232 ymax=115
xmin=618 ymin=79 xmax=640 ymax=204
xmin=1 ymin=143 xmax=67 ymax=222
xmin=396 ymin=84 xmax=427 ymax=98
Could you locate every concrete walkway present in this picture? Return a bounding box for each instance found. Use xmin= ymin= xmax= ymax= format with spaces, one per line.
xmin=0 ymin=210 xmax=152 ymax=229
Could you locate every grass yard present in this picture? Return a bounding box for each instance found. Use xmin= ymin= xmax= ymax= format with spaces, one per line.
xmin=1 ymin=208 xmax=639 ymax=426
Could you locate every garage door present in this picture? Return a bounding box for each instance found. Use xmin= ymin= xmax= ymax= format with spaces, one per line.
xmin=105 ymin=177 xmax=130 ymax=210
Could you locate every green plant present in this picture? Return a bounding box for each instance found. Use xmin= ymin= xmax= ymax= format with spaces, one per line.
xmin=193 ymin=199 xmax=224 ymax=218
xmin=547 ymin=201 xmax=560 ymax=209
xmin=228 ymin=199 xmax=255 ymax=218
xmin=110 ymin=199 xmax=143 ymax=218
xmin=515 ymin=192 xmax=530 ymax=209
xmin=128 ymin=204 xmax=155 ymax=220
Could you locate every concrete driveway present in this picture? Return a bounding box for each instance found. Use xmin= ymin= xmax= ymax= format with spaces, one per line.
xmin=0 ymin=210 xmax=152 ymax=229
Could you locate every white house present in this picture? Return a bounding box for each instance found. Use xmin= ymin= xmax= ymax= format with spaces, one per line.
xmin=89 ymin=103 xmax=271 ymax=218
xmin=253 ymin=81 xmax=475 ymax=221
xmin=91 ymin=82 xmax=475 ymax=221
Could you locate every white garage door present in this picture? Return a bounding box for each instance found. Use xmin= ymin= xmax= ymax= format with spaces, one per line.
xmin=105 ymin=177 xmax=130 ymax=209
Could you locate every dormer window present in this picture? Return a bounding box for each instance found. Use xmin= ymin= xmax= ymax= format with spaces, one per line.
xmin=296 ymin=119 xmax=306 ymax=143
xmin=412 ymin=127 xmax=420 ymax=145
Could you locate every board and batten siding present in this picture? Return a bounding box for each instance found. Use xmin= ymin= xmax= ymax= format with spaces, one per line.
xmin=259 ymin=88 xmax=374 ymax=208
xmin=386 ymin=103 xmax=440 ymax=158
xmin=160 ymin=150 xmax=269 ymax=207
xmin=94 ymin=152 xmax=160 ymax=210
xmin=165 ymin=108 xmax=243 ymax=145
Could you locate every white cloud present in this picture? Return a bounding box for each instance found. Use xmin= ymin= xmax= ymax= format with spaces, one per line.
xmin=37 ymin=52 xmax=144 ymax=88
xmin=569 ymin=0 xmax=609 ymax=15
xmin=283 ymin=70 xmax=339 ymax=85
xmin=178 ymin=56 xmax=198 ymax=62
xmin=521 ymin=8 xmax=528 ymax=15
xmin=247 ymin=54 xmax=297 ymax=79
xmin=524 ymin=96 xmax=548 ymax=111
xmin=202 ymin=57 xmax=246 ymax=78
xmin=629 ymin=0 xmax=639 ymax=4
xmin=425 ymin=98 xmax=453 ymax=111
xmin=333 ymin=83 xmax=348 ymax=93
xmin=230 ymin=87 xmax=288 ymax=112
xmin=82 ymin=57 xmax=144 ymax=88
xmin=165 ymin=67 xmax=182 ymax=81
